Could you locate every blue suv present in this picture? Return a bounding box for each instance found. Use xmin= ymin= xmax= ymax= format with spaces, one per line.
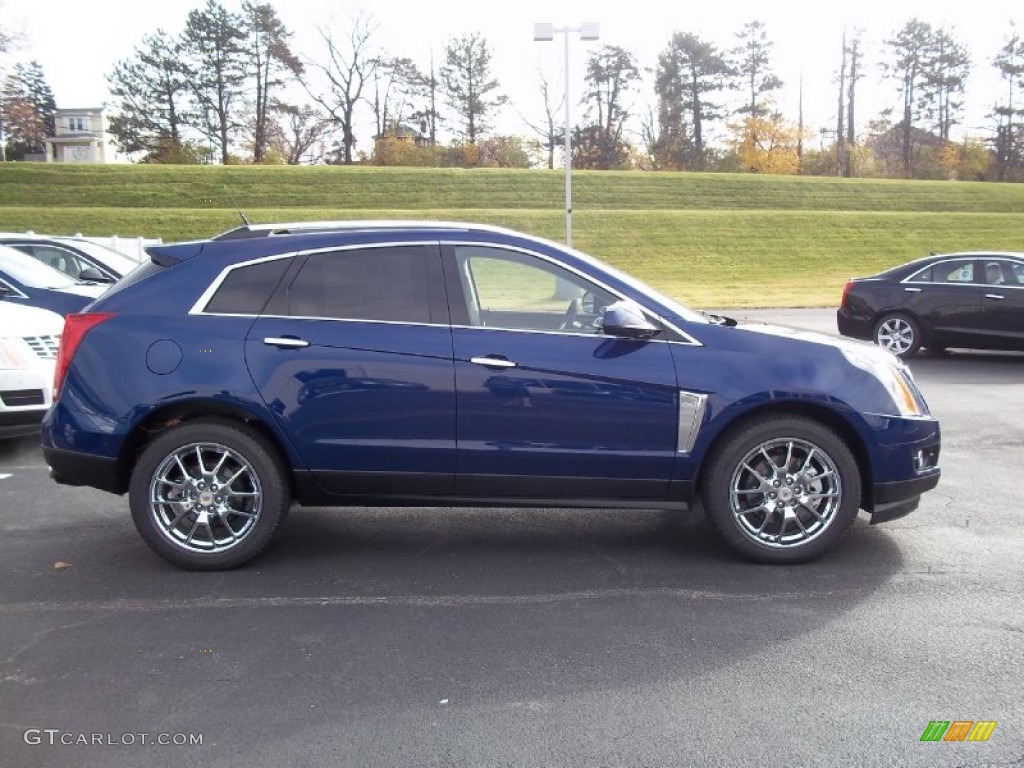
xmin=42 ymin=221 xmax=941 ymax=569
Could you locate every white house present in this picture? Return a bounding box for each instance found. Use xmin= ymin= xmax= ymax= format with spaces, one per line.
xmin=43 ymin=107 xmax=125 ymax=163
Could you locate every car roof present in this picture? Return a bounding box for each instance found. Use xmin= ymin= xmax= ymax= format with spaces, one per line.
xmin=212 ymin=220 xmax=519 ymax=241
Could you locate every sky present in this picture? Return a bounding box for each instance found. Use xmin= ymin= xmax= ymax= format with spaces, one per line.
xmin=1 ymin=0 xmax=1018 ymax=154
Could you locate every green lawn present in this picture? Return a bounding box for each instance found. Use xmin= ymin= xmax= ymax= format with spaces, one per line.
xmin=2 ymin=164 xmax=1022 ymax=307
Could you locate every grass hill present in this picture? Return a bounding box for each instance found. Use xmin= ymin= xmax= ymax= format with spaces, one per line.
xmin=2 ymin=164 xmax=1022 ymax=307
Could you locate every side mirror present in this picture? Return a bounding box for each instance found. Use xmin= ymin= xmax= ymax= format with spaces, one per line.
xmin=601 ymin=300 xmax=660 ymax=339
xmin=78 ymin=267 xmax=112 ymax=283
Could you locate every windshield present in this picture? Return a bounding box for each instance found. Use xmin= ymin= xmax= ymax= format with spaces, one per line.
xmin=0 ymin=244 xmax=77 ymax=289
xmin=561 ymin=244 xmax=709 ymax=325
xmin=57 ymin=239 xmax=141 ymax=277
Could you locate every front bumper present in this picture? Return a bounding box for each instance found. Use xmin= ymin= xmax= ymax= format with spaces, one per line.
xmin=870 ymin=470 xmax=941 ymax=524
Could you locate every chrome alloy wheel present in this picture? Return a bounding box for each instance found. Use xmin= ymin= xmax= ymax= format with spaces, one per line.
xmin=875 ymin=316 xmax=915 ymax=355
xmin=729 ymin=438 xmax=843 ymax=549
xmin=149 ymin=442 xmax=263 ymax=553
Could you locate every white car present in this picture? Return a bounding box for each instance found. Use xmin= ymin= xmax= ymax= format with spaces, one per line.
xmin=0 ymin=233 xmax=140 ymax=283
xmin=0 ymin=302 xmax=62 ymax=439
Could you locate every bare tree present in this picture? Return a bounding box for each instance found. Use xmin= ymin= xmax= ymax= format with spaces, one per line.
xmin=305 ymin=13 xmax=377 ymax=165
xmin=521 ymin=70 xmax=563 ymax=169
xmin=370 ymin=56 xmax=425 ymax=137
xmin=267 ymin=103 xmax=333 ymax=164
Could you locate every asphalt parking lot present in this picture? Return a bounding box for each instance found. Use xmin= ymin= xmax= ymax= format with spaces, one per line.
xmin=1 ymin=308 xmax=1022 ymax=768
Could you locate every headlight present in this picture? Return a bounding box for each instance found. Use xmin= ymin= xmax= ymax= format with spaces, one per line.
xmin=0 ymin=339 xmax=28 ymax=370
xmin=841 ymin=344 xmax=929 ymax=418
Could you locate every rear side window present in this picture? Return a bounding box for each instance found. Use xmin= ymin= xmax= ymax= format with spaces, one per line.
xmin=205 ymin=258 xmax=291 ymax=314
xmin=274 ymin=246 xmax=434 ymax=324
xmin=910 ymin=260 xmax=973 ymax=284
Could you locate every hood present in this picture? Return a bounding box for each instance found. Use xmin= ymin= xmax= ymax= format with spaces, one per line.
xmin=60 ymin=283 xmax=108 ymax=299
xmin=738 ymin=321 xmax=912 ymax=374
xmin=0 ymin=302 xmax=65 ymax=337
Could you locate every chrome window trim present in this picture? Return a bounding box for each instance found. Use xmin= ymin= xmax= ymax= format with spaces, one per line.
xmin=189 ymin=238 xmax=703 ymax=346
xmin=676 ymin=391 xmax=708 ymax=455
xmin=189 ymin=242 xmax=440 ymax=317
xmin=189 ymin=252 xmax=301 ymax=316
xmin=901 ymin=257 xmax=1024 ymax=289
xmin=0 ymin=277 xmax=29 ymax=300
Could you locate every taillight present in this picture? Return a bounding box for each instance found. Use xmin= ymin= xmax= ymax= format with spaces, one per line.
xmin=840 ymin=279 xmax=854 ymax=307
xmin=54 ymin=313 xmax=116 ymax=398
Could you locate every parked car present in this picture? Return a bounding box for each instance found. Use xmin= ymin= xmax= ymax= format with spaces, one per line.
xmin=0 ymin=233 xmax=140 ymax=283
xmin=42 ymin=221 xmax=941 ymax=570
xmin=0 ymin=303 xmax=62 ymax=439
xmin=837 ymin=251 xmax=1024 ymax=357
xmin=0 ymin=244 xmax=107 ymax=315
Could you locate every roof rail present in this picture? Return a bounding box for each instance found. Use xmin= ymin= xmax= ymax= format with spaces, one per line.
xmin=212 ymin=220 xmax=511 ymax=241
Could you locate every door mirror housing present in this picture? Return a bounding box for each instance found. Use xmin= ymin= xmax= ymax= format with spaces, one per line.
xmin=78 ymin=267 xmax=112 ymax=283
xmin=601 ymin=301 xmax=660 ymax=339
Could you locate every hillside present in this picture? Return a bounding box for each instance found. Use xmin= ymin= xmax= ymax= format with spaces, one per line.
xmin=2 ymin=164 xmax=1022 ymax=307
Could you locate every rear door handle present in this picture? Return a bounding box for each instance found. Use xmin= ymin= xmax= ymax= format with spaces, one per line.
xmin=904 ymin=287 xmax=922 ymax=293
xmin=984 ymin=294 xmax=1005 ymax=301
xmin=470 ymin=356 xmax=517 ymax=369
xmin=264 ymin=336 xmax=310 ymax=348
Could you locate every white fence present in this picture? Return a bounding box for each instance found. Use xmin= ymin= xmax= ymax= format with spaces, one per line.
xmin=73 ymin=234 xmax=163 ymax=263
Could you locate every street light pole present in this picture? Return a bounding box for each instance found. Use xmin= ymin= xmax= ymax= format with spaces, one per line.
xmin=534 ymin=22 xmax=599 ymax=249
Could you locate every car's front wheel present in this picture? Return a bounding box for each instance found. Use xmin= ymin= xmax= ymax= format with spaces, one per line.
xmin=702 ymin=416 xmax=862 ymax=564
xmin=874 ymin=313 xmax=921 ymax=358
xmin=129 ymin=419 xmax=290 ymax=570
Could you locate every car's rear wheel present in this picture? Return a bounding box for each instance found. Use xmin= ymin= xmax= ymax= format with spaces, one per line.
xmin=874 ymin=313 xmax=921 ymax=358
xmin=129 ymin=419 xmax=290 ymax=570
xmin=702 ymin=416 xmax=862 ymax=564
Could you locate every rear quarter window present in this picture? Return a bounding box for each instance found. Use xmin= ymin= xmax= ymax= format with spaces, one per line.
xmin=204 ymin=258 xmax=291 ymax=315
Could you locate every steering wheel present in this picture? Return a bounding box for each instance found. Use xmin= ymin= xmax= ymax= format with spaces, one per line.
xmin=558 ymin=297 xmax=582 ymax=330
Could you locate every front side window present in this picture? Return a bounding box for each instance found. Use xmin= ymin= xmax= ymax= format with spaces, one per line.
xmin=982 ymin=261 xmax=1011 ymax=286
xmin=454 ymin=246 xmax=618 ymax=334
xmin=276 ymin=246 xmax=434 ymax=324
xmin=16 ymin=244 xmax=95 ymax=280
xmin=1011 ymin=261 xmax=1024 ymax=285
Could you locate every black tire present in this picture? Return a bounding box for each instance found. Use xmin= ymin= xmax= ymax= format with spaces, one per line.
xmin=873 ymin=313 xmax=922 ymax=358
xmin=702 ymin=415 xmax=862 ymax=564
xmin=129 ymin=419 xmax=290 ymax=570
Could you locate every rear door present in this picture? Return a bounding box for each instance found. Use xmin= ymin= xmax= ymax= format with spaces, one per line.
xmin=243 ymin=243 xmax=457 ymax=497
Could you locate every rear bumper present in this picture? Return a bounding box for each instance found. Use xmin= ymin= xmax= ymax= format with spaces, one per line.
xmin=42 ymin=443 xmax=126 ymax=495
xmin=0 ymin=409 xmax=45 ymax=439
xmin=836 ymin=307 xmax=872 ymax=340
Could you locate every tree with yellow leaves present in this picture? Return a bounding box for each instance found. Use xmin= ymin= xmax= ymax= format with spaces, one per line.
xmin=729 ymin=112 xmax=802 ymax=174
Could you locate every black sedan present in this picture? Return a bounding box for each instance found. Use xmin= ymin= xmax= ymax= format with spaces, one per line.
xmin=837 ymin=251 xmax=1024 ymax=357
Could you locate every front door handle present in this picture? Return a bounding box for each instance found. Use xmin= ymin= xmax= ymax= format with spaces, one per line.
xmin=470 ymin=356 xmax=517 ymax=369
xmin=264 ymin=336 xmax=310 ymax=348
xmin=904 ymin=287 xmax=922 ymax=293
xmin=984 ymin=294 xmax=1005 ymax=301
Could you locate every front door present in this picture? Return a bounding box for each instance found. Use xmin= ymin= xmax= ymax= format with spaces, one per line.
xmin=445 ymin=245 xmax=679 ymax=501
